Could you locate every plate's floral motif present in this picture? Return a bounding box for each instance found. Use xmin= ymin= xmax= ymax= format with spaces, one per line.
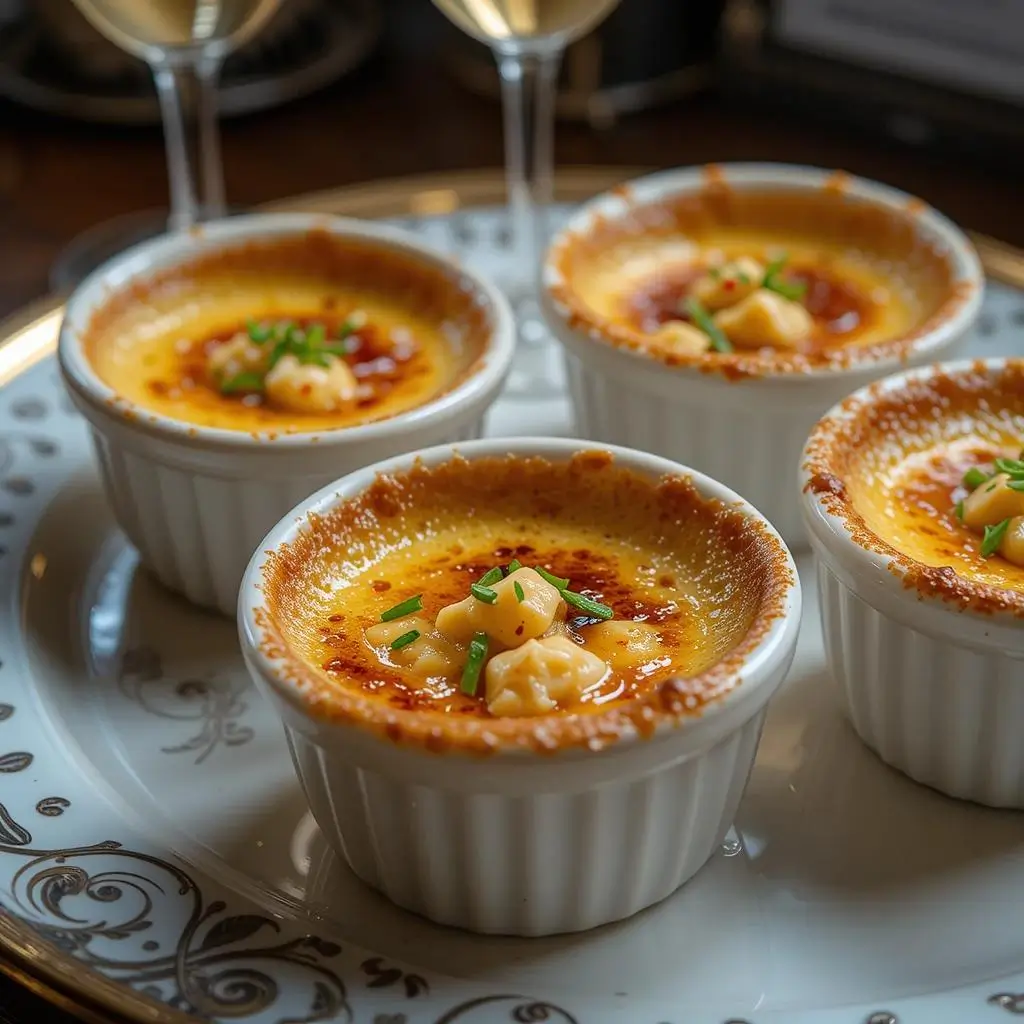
xmin=0 ymin=798 xmax=349 ymax=1022
xmin=118 ymin=645 xmax=254 ymax=764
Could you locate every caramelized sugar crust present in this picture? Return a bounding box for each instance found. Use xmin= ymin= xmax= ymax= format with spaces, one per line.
xmin=81 ymin=230 xmax=491 ymax=434
xmin=804 ymin=360 xmax=1024 ymax=613
xmin=256 ymin=451 xmax=794 ymax=753
xmin=548 ymin=176 xmax=970 ymax=379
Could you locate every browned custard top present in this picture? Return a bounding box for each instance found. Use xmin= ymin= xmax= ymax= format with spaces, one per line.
xmin=82 ymin=230 xmax=491 ymax=434
xmin=256 ymin=450 xmax=794 ymax=752
xmin=548 ymin=176 xmax=969 ymax=378
xmin=804 ymin=360 xmax=1024 ymax=613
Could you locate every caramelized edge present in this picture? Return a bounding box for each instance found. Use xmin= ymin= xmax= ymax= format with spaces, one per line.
xmin=546 ymin=173 xmax=974 ymax=382
xmin=78 ymin=230 xmax=495 ymax=437
xmin=253 ymin=450 xmax=796 ymax=755
xmin=802 ymin=359 xmax=1024 ymax=618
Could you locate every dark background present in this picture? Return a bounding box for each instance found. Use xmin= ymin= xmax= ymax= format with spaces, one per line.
xmin=0 ymin=0 xmax=1022 ymax=322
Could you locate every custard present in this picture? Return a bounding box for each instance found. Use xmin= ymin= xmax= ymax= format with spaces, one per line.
xmin=805 ymin=362 xmax=1024 ymax=600
xmin=82 ymin=232 xmax=489 ymax=434
xmin=257 ymin=451 xmax=793 ymax=744
xmin=548 ymin=180 xmax=960 ymax=372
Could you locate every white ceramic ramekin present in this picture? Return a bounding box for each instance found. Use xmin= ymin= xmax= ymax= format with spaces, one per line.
xmin=239 ymin=436 xmax=802 ymax=936
xmin=542 ymin=163 xmax=984 ymax=548
xmin=58 ymin=213 xmax=516 ymax=616
xmin=801 ymin=358 xmax=1024 ymax=808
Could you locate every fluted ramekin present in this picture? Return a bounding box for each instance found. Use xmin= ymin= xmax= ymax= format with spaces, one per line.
xmin=58 ymin=213 xmax=516 ymax=616
xmin=542 ymin=163 xmax=984 ymax=547
xmin=801 ymin=358 xmax=1024 ymax=808
xmin=239 ymin=436 xmax=801 ymax=936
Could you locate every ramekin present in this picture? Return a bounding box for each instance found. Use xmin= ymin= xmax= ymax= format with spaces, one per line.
xmin=801 ymin=358 xmax=1024 ymax=808
xmin=239 ymin=437 xmax=802 ymax=936
xmin=542 ymin=163 xmax=984 ymax=548
xmin=58 ymin=213 xmax=516 ymax=616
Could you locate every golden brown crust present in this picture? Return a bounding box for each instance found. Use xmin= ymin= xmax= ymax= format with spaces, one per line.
xmin=803 ymin=359 xmax=1024 ymax=617
xmin=546 ymin=174 xmax=974 ymax=381
xmin=80 ymin=230 xmax=493 ymax=435
xmin=254 ymin=450 xmax=795 ymax=753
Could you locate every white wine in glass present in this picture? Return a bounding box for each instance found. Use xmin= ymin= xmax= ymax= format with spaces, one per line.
xmin=61 ymin=0 xmax=280 ymax=283
xmin=67 ymin=0 xmax=280 ymax=57
xmin=433 ymin=0 xmax=622 ymax=397
xmin=434 ymin=0 xmax=622 ymax=44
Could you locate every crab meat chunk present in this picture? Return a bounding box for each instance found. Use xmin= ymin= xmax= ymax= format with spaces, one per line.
xmin=264 ymin=353 xmax=359 ymax=413
xmin=485 ymin=635 xmax=608 ymax=717
xmin=364 ymin=616 xmax=461 ymax=679
xmin=1000 ymin=516 xmax=1024 ymax=567
xmin=691 ymin=256 xmax=764 ymax=311
xmin=653 ymin=320 xmax=710 ymax=356
xmin=206 ymin=333 xmax=269 ymax=385
xmin=712 ymin=289 xmax=813 ymax=350
xmin=435 ymin=567 xmax=564 ymax=649
xmin=961 ymin=473 xmax=1024 ymax=531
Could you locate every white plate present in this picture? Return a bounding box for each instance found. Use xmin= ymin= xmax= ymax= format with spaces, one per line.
xmin=1 ymin=207 xmax=1024 ymax=1024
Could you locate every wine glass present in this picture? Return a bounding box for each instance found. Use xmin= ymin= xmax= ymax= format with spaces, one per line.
xmin=57 ymin=0 xmax=281 ymax=283
xmin=433 ymin=0 xmax=623 ymax=397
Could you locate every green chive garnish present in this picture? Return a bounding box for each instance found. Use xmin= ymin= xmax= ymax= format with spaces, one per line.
xmin=962 ymin=467 xmax=991 ymax=490
xmin=306 ymin=323 xmax=326 ymax=346
xmin=954 ymin=499 xmax=965 ymax=520
xmin=535 ymin=567 xmax=570 ymax=590
xmin=380 ymin=595 xmax=423 ymax=621
xmin=337 ymin=318 xmax=357 ymax=340
xmin=513 ymin=581 xmax=525 ymax=603
xmin=994 ymin=458 xmax=1024 ymax=479
xmin=981 ymin=519 xmax=1011 ymax=558
xmin=470 ymin=583 xmax=498 ymax=604
xmin=1009 ymin=480 xmax=1024 ymax=492
xmin=736 ymin=271 xmax=751 ymax=285
xmin=562 ymin=590 xmax=614 ymax=620
xmin=219 ymin=371 xmax=264 ymax=394
xmin=762 ymin=254 xmax=808 ymax=302
xmin=461 ymin=632 xmax=488 ymax=696
xmin=684 ymin=297 xmax=733 ymax=354
xmin=390 ymin=629 xmax=420 ymax=651
xmin=507 ymin=558 xmax=522 ymax=573
xmin=477 ymin=567 xmax=504 ymax=587
xmin=246 ymin=319 xmax=272 ymax=343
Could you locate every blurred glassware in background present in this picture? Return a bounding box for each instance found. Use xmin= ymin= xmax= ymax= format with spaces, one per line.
xmin=28 ymin=0 xmax=379 ymax=290
xmin=443 ymin=0 xmax=723 ymax=129
xmin=430 ymin=0 xmax=623 ymax=397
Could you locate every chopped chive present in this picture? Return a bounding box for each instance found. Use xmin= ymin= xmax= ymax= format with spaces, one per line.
xmin=736 ymin=271 xmax=751 ymax=285
xmin=513 ymin=581 xmax=525 ymax=603
xmin=762 ymin=253 xmax=808 ymax=302
xmin=535 ymin=567 xmax=570 ymax=590
xmin=380 ymin=594 xmax=423 ymax=621
xmin=1009 ymin=480 xmax=1024 ymax=492
xmin=507 ymin=558 xmax=522 ymax=573
xmin=305 ymin=322 xmax=326 ymax=346
xmin=981 ymin=519 xmax=1011 ymax=558
xmin=246 ymin=319 xmax=272 ymax=343
xmin=962 ymin=467 xmax=991 ymax=490
xmin=954 ymin=499 xmax=965 ymax=520
xmin=762 ymin=254 xmax=788 ymax=281
xmin=390 ymin=629 xmax=420 ymax=651
xmin=561 ymin=590 xmax=614 ymax=620
xmin=684 ymin=297 xmax=733 ymax=354
xmin=994 ymin=458 xmax=1024 ymax=479
xmin=219 ymin=371 xmax=264 ymax=394
xmin=460 ymin=632 xmax=488 ymax=696
xmin=267 ymin=337 xmax=290 ymax=369
xmin=708 ymin=266 xmax=722 ymax=280
xmin=337 ymin=319 xmax=356 ymax=340
xmin=477 ymin=566 xmax=504 ymax=587
xmin=470 ymin=583 xmax=498 ymax=604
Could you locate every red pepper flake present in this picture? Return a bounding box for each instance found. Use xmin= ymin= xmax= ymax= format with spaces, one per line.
xmin=724 ymin=279 xmax=736 ymax=291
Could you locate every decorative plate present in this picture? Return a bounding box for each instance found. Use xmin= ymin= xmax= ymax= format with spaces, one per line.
xmin=2 ymin=192 xmax=1024 ymax=1024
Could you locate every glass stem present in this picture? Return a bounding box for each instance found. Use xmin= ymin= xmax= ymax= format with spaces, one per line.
xmin=150 ymin=51 xmax=226 ymax=233
xmin=495 ymin=44 xmax=564 ymax=288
